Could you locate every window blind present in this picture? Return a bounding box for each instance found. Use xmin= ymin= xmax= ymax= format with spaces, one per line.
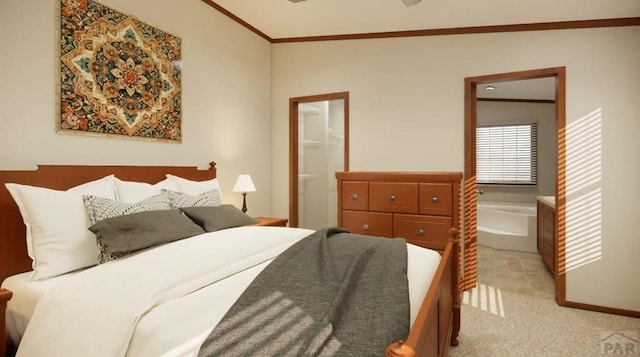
xmin=476 ymin=123 xmax=537 ymax=185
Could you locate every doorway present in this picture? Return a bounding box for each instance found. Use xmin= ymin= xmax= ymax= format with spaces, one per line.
xmin=289 ymin=92 xmax=349 ymax=229
xmin=463 ymin=67 xmax=567 ymax=305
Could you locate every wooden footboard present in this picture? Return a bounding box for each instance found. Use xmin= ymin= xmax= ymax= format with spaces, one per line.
xmin=386 ymin=229 xmax=461 ymax=357
xmin=1 ymin=288 xmax=12 ymax=357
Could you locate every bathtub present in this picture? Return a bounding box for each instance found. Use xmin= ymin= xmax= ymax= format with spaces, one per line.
xmin=477 ymin=202 xmax=537 ymax=253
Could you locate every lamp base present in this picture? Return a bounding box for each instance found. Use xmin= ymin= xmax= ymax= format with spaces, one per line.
xmin=241 ymin=192 xmax=248 ymax=213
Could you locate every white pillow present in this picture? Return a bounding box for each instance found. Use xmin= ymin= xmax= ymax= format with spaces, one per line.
xmin=165 ymin=174 xmax=222 ymax=197
xmin=113 ymin=177 xmax=178 ymax=203
xmin=5 ymin=175 xmax=116 ymax=280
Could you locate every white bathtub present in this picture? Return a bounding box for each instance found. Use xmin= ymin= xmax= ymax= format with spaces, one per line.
xmin=477 ymin=202 xmax=537 ymax=253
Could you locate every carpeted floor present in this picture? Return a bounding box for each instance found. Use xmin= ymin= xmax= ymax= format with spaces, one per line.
xmin=447 ymin=245 xmax=640 ymax=357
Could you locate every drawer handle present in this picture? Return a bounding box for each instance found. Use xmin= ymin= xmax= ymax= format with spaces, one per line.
xmin=389 ymin=194 xmax=397 ymax=202
xmin=431 ymin=196 xmax=440 ymax=203
xmin=362 ymin=224 xmax=370 ymax=231
xmin=351 ymin=193 xmax=359 ymax=200
xmin=417 ymin=228 xmax=426 ymax=236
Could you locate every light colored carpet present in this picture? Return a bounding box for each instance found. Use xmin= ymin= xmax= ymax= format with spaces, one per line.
xmin=448 ymin=246 xmax=640 ymax=357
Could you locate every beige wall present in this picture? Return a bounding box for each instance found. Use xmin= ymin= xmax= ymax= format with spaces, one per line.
xmin=272 ymin=26 xmax=640 ymax=311
xmin=0 ymin=0 xmax=273 ymax=214
xmin=477 ymin=101 xmax=557 ymax=204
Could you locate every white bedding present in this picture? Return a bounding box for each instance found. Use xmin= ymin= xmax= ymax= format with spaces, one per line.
xmin=2 ymin=270 xmax=84 ymax=345
xmin=7 ymin=227 xmax=441 ymax=357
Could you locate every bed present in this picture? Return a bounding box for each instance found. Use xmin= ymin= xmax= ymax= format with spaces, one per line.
xmin=0 ymin=162 xmax=460 ymax=357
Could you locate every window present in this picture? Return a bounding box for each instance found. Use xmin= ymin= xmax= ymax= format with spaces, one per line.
xmin=476 ymin=123 xmax=537 ymax=185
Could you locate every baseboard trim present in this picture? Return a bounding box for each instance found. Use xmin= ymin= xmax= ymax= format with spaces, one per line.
xmin=559 ymin=300 xmax=640 ymax=318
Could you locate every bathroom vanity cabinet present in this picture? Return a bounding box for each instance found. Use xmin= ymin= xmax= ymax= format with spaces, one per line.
xmin=537 ymin=197 xmax=556 ymax=276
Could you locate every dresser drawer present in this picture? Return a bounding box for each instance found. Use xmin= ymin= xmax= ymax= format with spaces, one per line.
xmin=419 ymin=183 xmax=453 ymax=216
xmin=341 ymin=210 xmax=392 ymax=237
xmin=341 ymin=181 xmax=369 ymax=211
xmin=393 ymin=214 xmax=452 ymax=250
xmin=369 ymin=182 xmax=418 ymax=213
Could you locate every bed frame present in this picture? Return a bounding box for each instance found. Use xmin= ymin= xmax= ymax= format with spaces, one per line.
xmin=0 ymin=162 xmax=460 ymax=357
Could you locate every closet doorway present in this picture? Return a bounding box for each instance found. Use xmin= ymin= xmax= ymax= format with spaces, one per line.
xmin=463 ymin=67 xmax=567 ymax=305
xmin=289 ymin=92 xmax=349 ymax=229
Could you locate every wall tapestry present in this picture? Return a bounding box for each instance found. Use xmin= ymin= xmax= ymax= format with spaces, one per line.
xmin=58 ymin=0 xmax=182 ymax=142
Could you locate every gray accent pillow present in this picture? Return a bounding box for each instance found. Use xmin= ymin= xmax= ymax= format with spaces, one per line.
xmin=180 ymin=204 xmax=258 ymax=232
xmin=88 ymin=209 xmax=205 ymax=261
xmin=83 ymin=193 xmax=172 ymax=263
xmin=162 ymin=189 xmax=222 ymax=208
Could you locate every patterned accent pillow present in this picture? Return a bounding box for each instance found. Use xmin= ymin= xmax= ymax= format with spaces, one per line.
xmin=162 ymin=189 xmax=222 ymax=208
xmin=82 ymin=193 xmax=171 ymax=263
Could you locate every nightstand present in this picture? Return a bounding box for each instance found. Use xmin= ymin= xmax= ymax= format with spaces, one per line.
xmin=253 ymin=217 xmax=288 ymax=227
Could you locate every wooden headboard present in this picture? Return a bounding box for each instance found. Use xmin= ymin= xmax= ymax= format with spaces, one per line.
xmin=0 ymin=162 xmax=217 ymax=284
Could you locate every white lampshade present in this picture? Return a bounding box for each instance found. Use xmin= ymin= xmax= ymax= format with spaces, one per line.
xmin=232 ymin=174 xmax=256 ymax=193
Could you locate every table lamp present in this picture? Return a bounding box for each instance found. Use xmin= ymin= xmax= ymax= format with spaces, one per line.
xmin=232 ymin=174 xmax=256 ymax=213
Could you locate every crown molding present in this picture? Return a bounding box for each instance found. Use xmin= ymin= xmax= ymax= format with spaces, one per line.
xmin=199 ymin=2 xmax=640 ymax=44
xmin=200 ymin=0 xmax=271 ymax=42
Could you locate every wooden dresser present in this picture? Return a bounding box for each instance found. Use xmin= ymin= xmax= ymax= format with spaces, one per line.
xmin=336 ymin=172 xmax=462 ymax=251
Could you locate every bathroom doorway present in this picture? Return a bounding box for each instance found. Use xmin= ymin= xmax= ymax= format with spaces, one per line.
xmin=475 ymin=78 xmax=556 ymax=254
xmin=463 ymin=67 xmax=567 ymax=305
xmin=288 ymin=92 xmax=349 ymax=229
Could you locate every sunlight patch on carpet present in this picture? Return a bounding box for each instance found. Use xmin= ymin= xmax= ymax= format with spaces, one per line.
xmin=462 ymin=283 xmax=505 ymax=318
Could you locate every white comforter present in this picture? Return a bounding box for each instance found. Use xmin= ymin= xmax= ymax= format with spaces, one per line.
xmin=15 ymin=226 xmax=441 ymax=357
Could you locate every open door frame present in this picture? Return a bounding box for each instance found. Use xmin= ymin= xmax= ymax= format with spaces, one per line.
xmin=289 ymin=91 xmax=350 ymax=228
xmin=463 ymin=67 xmax=567 ymax=305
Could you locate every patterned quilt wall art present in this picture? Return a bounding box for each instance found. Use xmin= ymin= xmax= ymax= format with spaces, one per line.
xmin=58 ymin=0 xmax=182 ymax=142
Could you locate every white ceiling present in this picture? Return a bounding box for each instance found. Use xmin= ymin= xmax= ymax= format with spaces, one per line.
xmin=478 ymin=78 xmax=556 ymax=101
xmin=211 ymin=0 xmax=640 ymax=39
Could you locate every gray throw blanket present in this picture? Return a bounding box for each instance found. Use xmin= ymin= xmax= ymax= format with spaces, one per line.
xmin=198 ymin=227 xmax=409 ymax=357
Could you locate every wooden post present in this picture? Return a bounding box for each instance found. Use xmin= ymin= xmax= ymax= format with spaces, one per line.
xmin=449 ymin=228 xmax=461 ymax=346
xmin=0 ymin=288 xmax=13 ymax=357
xmin=385 ymin=340 xmax=416 ymax=357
